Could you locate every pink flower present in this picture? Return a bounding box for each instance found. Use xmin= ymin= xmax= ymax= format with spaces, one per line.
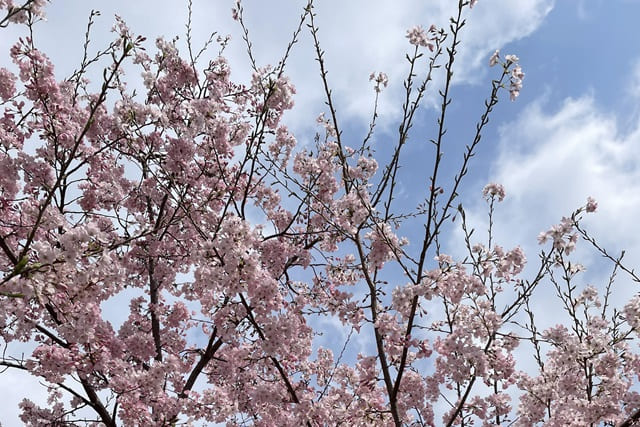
xmin=505 ymin=54 xmax=519 ymax=64
xmin=406 ymin=25 xmax=434 ymax=51
xmin=482 ymin=182 xmax=506 ymax=202
xmin=586 ymin=196 xmax=598 ymax=213
xmin=512 ymin=65 xmax=525 ymax=80
xmin=369 ymin=71 xmax=389 ymax=92
xmin=231 ymin=0 xmax=241 ymax=20
xmin=1 ymin=0 xmax=47 ymax=24
xmin=0 ymin=67 xmax=17 ymax=101
xmin=489 ymin=50 xmax=500 ymax=67
xmin=537 ymin=217 xmax=577 ymax=254
xmin=509 ymin=65 xmax=524 ymax=101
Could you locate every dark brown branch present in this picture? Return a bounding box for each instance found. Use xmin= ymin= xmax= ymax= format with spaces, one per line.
xmin=180 ymin=329 xmax=223 ymax=397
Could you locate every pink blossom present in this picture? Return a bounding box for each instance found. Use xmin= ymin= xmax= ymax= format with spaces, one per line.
xmin=537 ymin=216 xmax=578 ymax=254
xmin=369 ymin=71 xmax=389 ymax=92
xmin=505 ymin=54 xmax=519 ymax=64
xmin=406 ymin=25 xmax=435 ymax=50
xmin=482 ymin=182 xmax=506 ymax=201
xmin=231 ymin=0 xmax=240 ymax=20
xmin=1 ymin=0 xmax=47 ymax=25
xmin=509 ymin=64 xmax=524 ymax=101
xmin=489 ymin=49 xmax=500 ymax=67
xmin=0 ymin=67 xmax=16 ymax=100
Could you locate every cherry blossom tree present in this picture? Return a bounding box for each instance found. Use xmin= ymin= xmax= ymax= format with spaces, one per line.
xmin=1 ymin=0 xmax=639 ymax=426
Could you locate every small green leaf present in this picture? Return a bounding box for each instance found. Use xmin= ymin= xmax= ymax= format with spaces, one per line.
xmin=14 ymin=256 xmax=28 ymax=274
xmin=0 ymin=291 xmax=25 ymax=298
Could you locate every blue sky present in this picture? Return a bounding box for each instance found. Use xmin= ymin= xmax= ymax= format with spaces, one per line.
xmin=2 ymin=0 xmax=640 ymax=424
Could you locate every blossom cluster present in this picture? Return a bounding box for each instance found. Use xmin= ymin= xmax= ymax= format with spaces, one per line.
xmin=369 ymin=71 xmax=389 ymax=93
xmin=0 ymin=0 xmax=47 ymax=25
xmin=489 ymin=50 xmax=525 ymax=100
xmin=482 ymin=182 xmax=506 ymax=202
xmin=406 ymin=24 xmax=437 ymax=51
